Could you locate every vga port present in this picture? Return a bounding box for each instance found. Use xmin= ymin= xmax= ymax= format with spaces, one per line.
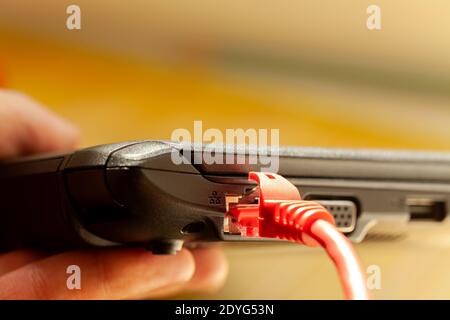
xmin=315 ymin=200 xmax=357 ymax=233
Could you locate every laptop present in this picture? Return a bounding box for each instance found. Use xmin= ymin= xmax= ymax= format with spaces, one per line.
xmin=1 ymin=140 xmax=449 ymax=253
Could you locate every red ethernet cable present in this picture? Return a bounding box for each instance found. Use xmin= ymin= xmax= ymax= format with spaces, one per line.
xmin=228 ymin=171 xmax=370 ymax=300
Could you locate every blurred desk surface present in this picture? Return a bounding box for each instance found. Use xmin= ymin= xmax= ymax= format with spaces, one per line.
xmin=2 ymin=30 xmax=450 ymax=299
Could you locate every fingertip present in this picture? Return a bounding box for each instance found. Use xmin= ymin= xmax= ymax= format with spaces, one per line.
xmin=158 ymin=248 xmax=196 ymax=284
xmin=103 ymin=247 xmax=197 ymax=299
xmin=188 ymin=246 xmax=229 ymax=293
xmin=112 ymin=248 xmax=196 ymax=299
xmin=50 ymin=119 xmax=81 ymax=150
xmin=63 ymin=121 xmax=81 ymax=147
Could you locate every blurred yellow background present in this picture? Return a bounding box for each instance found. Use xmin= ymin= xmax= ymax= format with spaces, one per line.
xmin=1 ymin=0 xmax=450 ymax=299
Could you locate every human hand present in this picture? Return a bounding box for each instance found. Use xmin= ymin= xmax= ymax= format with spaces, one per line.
xmin=0 ymin=90 xmax=228 ymax=299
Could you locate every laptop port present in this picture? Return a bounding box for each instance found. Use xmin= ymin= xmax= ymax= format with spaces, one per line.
xmin=407 ymin=198 xmax=447 ymax=221
xmin=314 ymin=200 xmax=357 ymax=233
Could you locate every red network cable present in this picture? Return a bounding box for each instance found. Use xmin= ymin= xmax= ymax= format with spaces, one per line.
xmin=228 ymin=171 xmax=370 ymax=300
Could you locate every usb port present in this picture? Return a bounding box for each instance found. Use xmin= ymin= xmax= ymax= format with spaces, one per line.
xmin=407 ymin=198 xmax=447 ymax=221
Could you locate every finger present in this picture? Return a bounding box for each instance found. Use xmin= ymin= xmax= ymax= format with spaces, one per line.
xmin=187 ymin=246 xmax=228 ymax=293
xmin=0 ymin=90 xmax=79 ymax=158
xmin=0 ymin=250 xmax=50 ymax=275
xmin=0 ymin=248 xmax=195 ymax=300
xmin=133 ymin=246 xmax=229 ymax=299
